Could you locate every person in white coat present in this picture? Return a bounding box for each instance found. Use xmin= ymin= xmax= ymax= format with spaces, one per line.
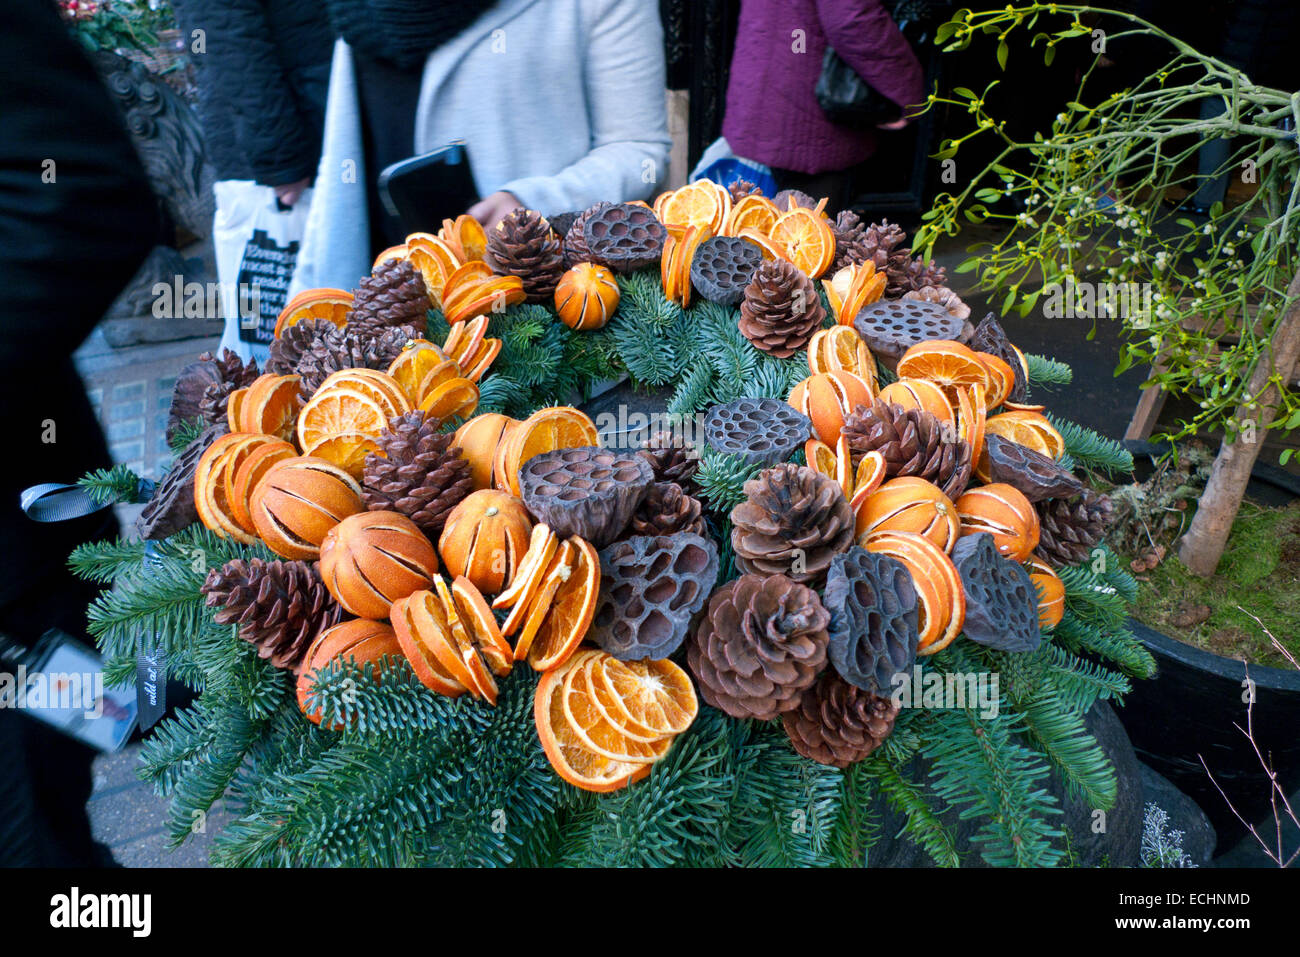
xmin=293 ymin=0 xmax=672 ymax=295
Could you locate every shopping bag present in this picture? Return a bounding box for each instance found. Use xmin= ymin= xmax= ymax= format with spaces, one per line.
xmin=212 ymin=180 xmax=313 ymax=365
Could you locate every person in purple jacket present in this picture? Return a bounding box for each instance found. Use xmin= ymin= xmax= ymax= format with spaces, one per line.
xmin=722 ymin=0 xmax=924 ymax=207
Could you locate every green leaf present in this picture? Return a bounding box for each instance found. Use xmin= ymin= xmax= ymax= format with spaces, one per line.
xmin=996 ymin=38 xmax=1009 ymax=70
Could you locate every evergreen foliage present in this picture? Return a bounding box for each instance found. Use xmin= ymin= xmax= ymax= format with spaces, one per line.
xmin=71 ymin=266 xmax=1150 ymax=867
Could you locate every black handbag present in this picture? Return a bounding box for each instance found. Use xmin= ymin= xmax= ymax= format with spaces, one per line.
xmin=814 ymin=0 xmax=952 ymax=125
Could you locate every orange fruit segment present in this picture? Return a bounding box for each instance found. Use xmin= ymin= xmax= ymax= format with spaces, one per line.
xmin=527 ymin=536 xmax=600 ymax=672
xmin=498 ymin=406 xmax=599 ymax=497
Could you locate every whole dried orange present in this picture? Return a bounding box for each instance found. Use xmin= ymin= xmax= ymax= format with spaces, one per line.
xmin=227 ymin=438 xmax=295 ymax=533
xmin=455 ymin=413 xmax=516 ymax=491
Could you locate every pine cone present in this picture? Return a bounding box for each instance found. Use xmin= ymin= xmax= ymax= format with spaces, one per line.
xmin=563 ymin=201 xmax=610 ymax=266
xmin=782 ymin=671 xmax=899 ymax=768
xmin=629 ymin=482 xmax=706 ymax=537
xmin=686 ymin=573 xmax=830 ymax=720
xmin=345 ymin=259 xmax=431 ymax=339
xmin=833 ymin=215 xmax=906 ymax=273
xmin=637 ymin=431 xmax=699 ymax=492
xmin=841 ymin=400 xmax=972 ymax=499
xmin=738 ymin=259 xmax=827 ymax=358
xmin=201 ymin=558 xmax=343 ymax=670
xmin=1036 ymin=489 xmax=1114 ymax=567
xmin=296 ymin=323 xmax=420 ymax=400
xmin=486 ymin=209 xmax=565 ymax=303
xmin=196 ymin=349 xmax=260 ymax=427
xmin=727 ymin=179 xmax=761 ymax=202
xmin=772 ymin=188 xmax=818 ymax=212
xmin=730 ymin=463 xmax=853 ymax=585
xmin=888 ymin=255 xmax=948 ymax=298
xmin=267 ymin=317 xmax=335 ymax=375
xmin=362 ymin=410 xmax=474 ymax=535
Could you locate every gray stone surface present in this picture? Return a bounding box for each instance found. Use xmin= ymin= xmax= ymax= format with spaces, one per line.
xmin=1139 ymin=762 xmax=1216 ymax=866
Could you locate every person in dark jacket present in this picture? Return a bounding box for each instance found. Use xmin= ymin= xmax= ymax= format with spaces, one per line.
xmin=172 ymin=0 xmax=332 ymax=203
xmin=170 ymin=0 xmax=332 ymax=362
xmin=0 ymin=0 xmax=158 ymax=866
xmin=722 ymin=0 xmax=924 ymax=208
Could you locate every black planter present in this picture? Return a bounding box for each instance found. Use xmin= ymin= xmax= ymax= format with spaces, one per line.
xmin=1117 ymin=619 xmax=1300 ymax=855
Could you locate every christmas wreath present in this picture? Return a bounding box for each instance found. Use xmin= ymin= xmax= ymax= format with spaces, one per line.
xmin=72 ymin=182 xmax=1153 ymax=867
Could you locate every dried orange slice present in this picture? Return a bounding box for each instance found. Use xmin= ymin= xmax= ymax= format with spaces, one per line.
xmin=387 ymin=340 xmax=451 ymax=404
xmin=848 ymin=450 xmax=888 ymax=513
xmin=804 ymin=438 xmax=838 ymax=481
xmin=443 ymin=315 xmax=488 ymax=365
xmin=194 ymin=433 xmax=264 ymax=543
xmin=273 ymin=289 xmax=353 ymax=339
xmin=562 ymin=656 xmax=672 ymax=763
xmin=657 ymin=182 xmax=723 ymax=232
xmin=823 ymin=262 xmax=887 ymax=326
xmin=390 ymin=593 xmax=468 ymax=697
xmin=405 ymin=245 xmax=451 ymax=303
xmin=227 ymin=438 xmax=294 ymax=533
xmin=863 ymin=530 xmax=965 ymax=654
xmin=458 ymin=337 xmax=501 ymax=383
xmin=420 ymin=577 xmax=497 ymax=703
xmin=877 ymin=378 xmax=954 ymax=424
xmin=808 ymin=326 xmax=877 ymax=389
xmin=298 ymin=387 xmax=388 ymax=452
xmin=770 ymin=207 xmax=835 ymax=278
xmin=418 ymin=377 xmax=479 ymax=423
xmin=973 ymin=351 xmax=1016 ymax=409
xmin=237 ymin=374 xmax=302 ymax=440
xmin=985 ymin=410 xmax=1064 ymax=459
xmin=225 ymin=386 xmax=248 ymax=433
xmin=534 ymin=660 xmax=651 ymax=793
xmin=407 ymin=233 xmax=462 ymax=276
xmin=896 ymin=340 xmax=988 ymax=394
xmin=724 ymin=194 xmax=779 ymax=236
xmin=320 ymin=369 xmax=410 ymax=417
xmin=497 ymin=406 xmax=599 ymax=497
xmin=954 ymin=383 xmax=986 ymax=463
xmin=528 ymin=536 xmax=599 ymax=672
xmin=302 ymin=432 xmax=381 ymax=478
xmin=735 ymin=226 xmax=785 ymax=261
xmin=511 ymin=540 xmax=574 ymax=661
xmin=594 ymin=655 xmax=698 ymax=738
xmin=451 ymin=576 xmax=513 ymax=677
xmin=495 ymin=524 xmax=559 ymax=613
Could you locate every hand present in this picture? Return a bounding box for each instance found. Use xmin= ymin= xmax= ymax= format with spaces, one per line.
xmin=273 ymin=178 xmax=310 ymax=207
xmin=468 ymin=191 xmax=523 ymax=230
xmin=876 ymin=117 xmax=910 ymax=131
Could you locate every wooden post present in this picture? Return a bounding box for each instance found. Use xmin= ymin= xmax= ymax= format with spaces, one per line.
xmin=1178 ymin=266 xmax=1300 ymax=576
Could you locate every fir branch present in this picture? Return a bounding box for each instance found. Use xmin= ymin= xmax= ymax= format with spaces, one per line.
xmin=861 ymin=758 xmax=961 ymax=867
xmin=1054 ymin=612 xmax=1157 ymax=679
xmin=77 ymin=464 xmax=143 ymax=505
xmin=1018 ymin=692 xmax=1118 ymax=810
xmin=1038 ymin=642 xmax=1132 ymax=709
xmin=68 ymin=537 xmax=146 ymax=583
xmin=694 ymin=446 xmax=761 ymax=515
xmin=303 ymin=656 xmax=478 ymax=737
xmin=1048 ymin=414 xmax=1134 ymax=475
xmin=1024 ymin=353 xmax=1074 ymax=388
xmin=168 ymin=417 xmax=206 ymax=453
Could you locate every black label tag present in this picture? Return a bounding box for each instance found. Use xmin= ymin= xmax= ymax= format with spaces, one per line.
xmin=138 ymin=544 xmax=169 ymax=730
xmin=235 ymin=228 xmax=300 ymax=346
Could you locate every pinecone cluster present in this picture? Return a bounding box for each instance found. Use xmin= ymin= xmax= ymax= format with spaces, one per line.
xmin=267 ymin=317 xmax=334 ymax=376
xmin=727 ymin=179 xmax=761 ymax=202
xmin=829 ymin=212 xmax=947 ymax=296
xmin=295 ymin=323 xmax=420 ymax=400
xmin=487 ymin=209 xmax=565 ymax=302
xmin=194 ymin=349 xmax=259 ymax=427
xmin=201 ymin=558 xmax=343 ymax=670
xmin=738 ymin=259 xmax=826 ymax=357
xmin=841 ymin=400 xmax=972 ymax=499
xmin=362 ymin=410 xmax=474 ymax=535
xmin=1036 ymin=489 xmax=1114 ymax=566
xmin=346 ymin=258 xmax=431 ymax=339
